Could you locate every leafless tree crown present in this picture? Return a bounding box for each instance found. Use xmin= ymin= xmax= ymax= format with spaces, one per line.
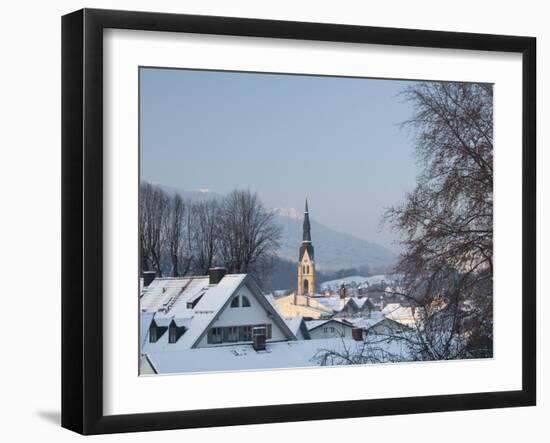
xmin=139 ymin=185 xmax=281 ymax=284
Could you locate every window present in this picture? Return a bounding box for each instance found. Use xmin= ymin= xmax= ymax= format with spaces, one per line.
xmin=306 ymin=265 xmax=310 ymax=274
xmin=230 ymin=297 xmax=240 ymax=308
xmin=149 ymin=322 xmax=167 ymax=343
xmin=187 ymin=292 xmax=205 ymax=309
xmin=169 ymin=324 xmax=177 ymax=343
xmin=239 ymin=325 xmax=252 ymax=341
xmin=242 ymin=296 xmax=251 ymax=307
xmin=207 ymin=327 xmax=223 ymax=344
xmin=224 ymin=326 xmax=239 ymax=342
xmin=266 ymin=323 xmax=272 ymax=339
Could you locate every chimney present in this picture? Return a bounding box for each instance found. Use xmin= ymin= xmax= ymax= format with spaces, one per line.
xmin=252 ymin=326 xmax=267 ymax=351
xmin=352 ymin=328 xmax=364 ymax=341
xmin=142 ymin=271 xmax=156 ymax=287
xmin=208 ymin=267 xmax=227 ymax=285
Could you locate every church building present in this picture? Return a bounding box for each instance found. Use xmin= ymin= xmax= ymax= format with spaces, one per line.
xmin=297 ymin=199 xmax=315 ymax=296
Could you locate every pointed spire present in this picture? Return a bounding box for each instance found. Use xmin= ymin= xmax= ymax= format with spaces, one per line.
xmin=302 ymin=197 xmax=311 ymax=242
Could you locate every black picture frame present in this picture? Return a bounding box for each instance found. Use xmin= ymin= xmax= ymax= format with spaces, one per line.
xmin=61 ymin=8 xmax=536 ymax=435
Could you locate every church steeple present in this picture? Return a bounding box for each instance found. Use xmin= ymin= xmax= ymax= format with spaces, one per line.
xmin=303 ymin=198 xmax=311 ymax=242
xmin=297 ymin=198 xmax=315 ymax=296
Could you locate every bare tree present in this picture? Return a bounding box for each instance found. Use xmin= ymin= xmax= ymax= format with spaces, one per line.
xmin=163 ymin=193 xmax=191 ymax=277
xmin=313 ymin=334 xmax=406 ymax=366
xmin=139 ymin=184 xmax=282 ymax=284
xmin=219 ymin=190 xmax=282 ymax=276
xmin=139 ymin=183 xmax=169 ymax=276
xmin=188 ymin=199 xmax=221 ymax=275
xmin=385 ymin=81 xmax=493 ymax=359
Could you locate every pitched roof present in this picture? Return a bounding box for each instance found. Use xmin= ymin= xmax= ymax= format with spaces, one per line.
xmin=140 ymin=274 xmax=297 ymax=353
xmin=284 ymin=316 xmax=305 ymax=336
xmin=305 ymin=318 xmax=354 ymax=332
xmin=139 ymin=312 xmax=155 ymax=349
xmin=143 ymin=335 xmax=414 ymax=374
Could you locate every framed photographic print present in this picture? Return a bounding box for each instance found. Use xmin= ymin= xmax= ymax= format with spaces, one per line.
xmin=61 ymin=8 xmax=536 ymax=435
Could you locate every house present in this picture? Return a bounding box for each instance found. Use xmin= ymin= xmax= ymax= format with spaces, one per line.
xmin=275 ymin=293 xmax=333 ymax=319
xmin=335 ymin=297 xmax=376 ymax=318
xmin=140 ymin=336 xmax=412 ymax=374
xmin=382 ymin=303 xmax=419 ymax=326
xmin=284 ymin=316 xmax=311 ymax=340
xmin=350 ymin=314 xmax=410 ymax=336
xmin=305 ymin=318 xmax=355 ymax=339
xmin=139 ymin=268 xmax=297 ymax=363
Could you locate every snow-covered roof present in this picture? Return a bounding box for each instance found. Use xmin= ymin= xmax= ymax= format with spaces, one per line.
xmin=382 ymin=304 xmax=419 ymax=325
xmin=304 ymin=319 xmax=330 ymax=331
xmin=144 ymin=337 xmax=410 ymax=374
xmin=284 ymin=316 xmax=305 ymax=336
xmin=349 ymin=315 xmax=385 ymax=330
xmin=382 ymin=303 xmax=401 ymax=314
xmin=305 ymin=318 xmax=353 ymax=332
xmin=139 ymin=312 xmax=155 ymax=349
xmin=319 ymin=274 xmax=402 ymax=290
xmin=140 ymin=276 xmax=210 ymax=319
xmin=311 ymin=295 xmax=375 ymax=314
xmin=141 ymin=274 xmax=296 ymax=353
xmin=153 ymin=317 xmax=173 ymax=327
xmin=314 ymin=296 xmax=345 ymax=312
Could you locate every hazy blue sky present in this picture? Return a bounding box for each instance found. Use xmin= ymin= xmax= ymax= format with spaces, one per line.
xmin=140 ymin=68 xmax=419 ymax=251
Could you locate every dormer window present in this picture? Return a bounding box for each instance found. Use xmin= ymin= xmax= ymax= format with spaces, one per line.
xmin=241 ymin=296 xmax=251 ymax=307
xmin=230 ymin=297 xmax=240 ymax=308
xmin=168 ymin=320 xmax=187 ymax=343
xmin=150 ymin=325 xmax=157 ymax=343
xmin=149 ymin=320 xmax=168 ymax=343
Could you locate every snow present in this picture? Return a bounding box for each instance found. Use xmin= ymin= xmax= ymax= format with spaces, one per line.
xmin=139 ymin=312 xmax=155 ymax=349
xmin=304 ymin=319 xmax=331 ymax=331
xmin=270 ymin=207 xmax=303 ymax=220
xmin=305 ymin=318 xmax=352 ymax=331
xmin=382 ymin=304 xmax=419 ymax=325
xmin=314 ymin=296 xmax=346 ymax=312
xmin=284 ymin=316 xmax=304 ymax=336
xmin=144 ymin=337 xmax=411 ymax=374
xmin=140 ymin=274 xmax=248 ymax=352
xmin=320 ymin=274 xmax=402 ymax=290
xmin=349 ymin=315 xmax=386 ymax=330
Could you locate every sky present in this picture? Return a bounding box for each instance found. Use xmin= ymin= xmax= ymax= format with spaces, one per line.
xmin=140 ymin=67 xmax=420 ymax=251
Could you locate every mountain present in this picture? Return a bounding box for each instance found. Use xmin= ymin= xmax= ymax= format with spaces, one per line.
xmin=270 ymin=208 xmax=396 ymax=273
xmin=152 ymin=184 xmax=223 ymax=202
xmin=144 ymin=182 xmax=397 ymax=276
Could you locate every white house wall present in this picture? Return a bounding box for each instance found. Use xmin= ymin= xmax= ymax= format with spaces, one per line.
xmin=308 ymin=321 xmax=353 ymax=340
xmin=196 ymin=285 xmax=287 ymax=347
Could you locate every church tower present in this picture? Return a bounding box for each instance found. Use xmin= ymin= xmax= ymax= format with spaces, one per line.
xmin=297 ymin=198 xmax=315 ymax=296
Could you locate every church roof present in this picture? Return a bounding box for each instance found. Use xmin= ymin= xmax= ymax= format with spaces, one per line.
xmin=300 ymin=198 xmax=314 ymax=260
xmin=302 ymin=198 xmax=311 ymax=243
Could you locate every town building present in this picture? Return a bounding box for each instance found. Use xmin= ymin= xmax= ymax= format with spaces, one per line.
xmin=297 ymin=198 xmax=315 ymax=296
xmin=139 ymin=268 xmax=297 ymax=361
xmin=305 ymin=318 xmax=355 ymax=339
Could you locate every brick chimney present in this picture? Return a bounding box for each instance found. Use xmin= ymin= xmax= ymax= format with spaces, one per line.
xmin=208 ymin=267 xmax=227 ymax=285
xmin=142 ymin=271 xmax=156 ymax=287
xmin=352 ymin=328 xmax=364 ymax=341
